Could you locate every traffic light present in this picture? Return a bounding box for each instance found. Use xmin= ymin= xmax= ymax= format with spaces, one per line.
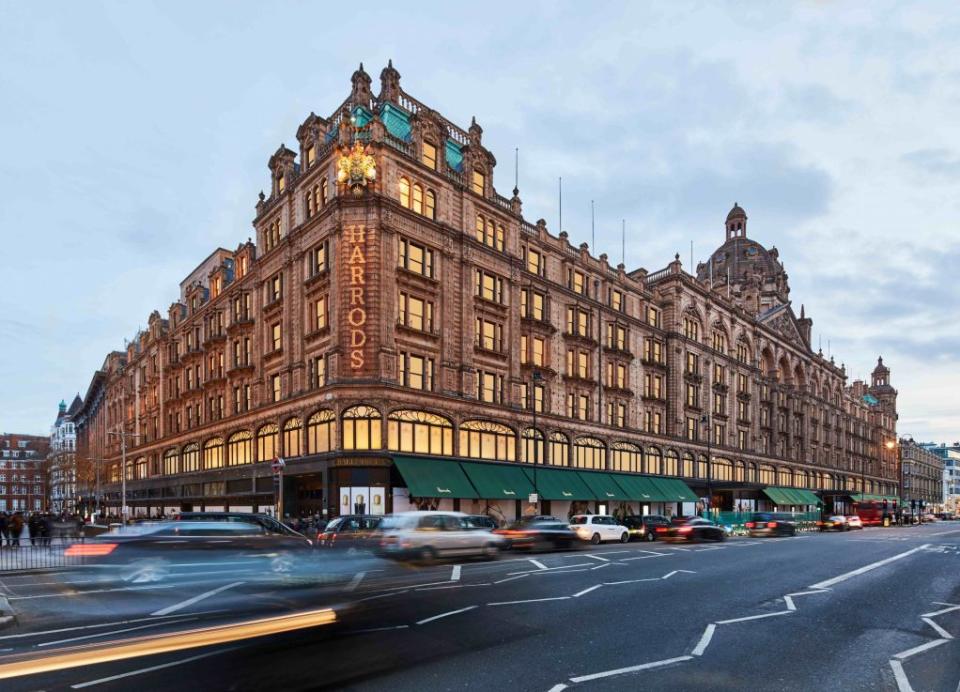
xmin=911 ymin=499 xmax=916 ymax=511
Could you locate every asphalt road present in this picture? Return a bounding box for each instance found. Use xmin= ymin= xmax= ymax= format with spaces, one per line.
xmin=1 ymin=523 xmax=958 ymax=691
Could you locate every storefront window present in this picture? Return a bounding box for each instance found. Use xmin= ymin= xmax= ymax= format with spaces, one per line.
xmin=759 ymin=464 xmax=775 ymax=485
xmin=182 ymin=443 xmax=200 ymax=473
xmin=681 ymin=453 xmax=695 ymax=478
xmin=387 ymin=410 xmax=453 ymax=455
xmin=663 ymin=450 xmax=679 ymax=476
xmin=163 ymin=448 xmax=179 ymax=475
xmin=203 ymin=437 xmax=224 ymax=469
xmin=573 ymin=437 xmax=605 ymax=469
xmin=227 ymin=431 xmax=252 ymax=466
xmin=283 ymin=417 xmax=302 ymax=457
xmin=521 ymin=428 xmax=544 ymax=464
xmin=257 ymin=423 xmax=279 ymax=461
xmin=549 ymin=432 xmax=570 ymax=467
xmin=342 ymin=405 xmax=382 ymax=450
xmin=645 ymin=448 xmax=662 ymax=475
xmin=611 ymin=442 xmax=641 ymax=472
xmin=307 ymin=410 xmax=336 ymax=454
xmin=459 ymin=420 xmax=515 ymax=461
xmin=714 ymin=458 xmax=733 ymax=481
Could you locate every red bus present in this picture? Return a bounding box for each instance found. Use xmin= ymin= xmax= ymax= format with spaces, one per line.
xmin=853 ymin=500 xmax=895 ymax=526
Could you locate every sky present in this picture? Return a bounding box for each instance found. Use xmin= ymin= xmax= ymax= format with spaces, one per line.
xmin=1 ymin=2 xmax=958 ymax=442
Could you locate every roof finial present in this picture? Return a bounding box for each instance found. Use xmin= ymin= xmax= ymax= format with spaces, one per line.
xmin=388 ymin=58 xmax=393 ymax=68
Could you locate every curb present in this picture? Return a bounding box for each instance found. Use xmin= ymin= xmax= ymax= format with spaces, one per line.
xmin=0 ymin=595 xmax=17 ymax=630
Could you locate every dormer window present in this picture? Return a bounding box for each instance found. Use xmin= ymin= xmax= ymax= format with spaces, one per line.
xmin=212 ymin=276 xmax=221 ymax=298
xmin=237 ymin=255 xmax=247 ymax=279
xmin=471 ymin=170 xmax=485 ymax=196
xmin=422 ymin=142 xmax=437 ymax=170
xmin=277 ymin=172 xmax=286 ymax=193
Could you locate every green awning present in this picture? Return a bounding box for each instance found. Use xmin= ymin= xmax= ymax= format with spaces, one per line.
xmin=647 ymin=477 xmax=699 ymax=503
xmin=523 ymin=467 xmax=594 ymax=501
xmin=764 ymin=487 xmax=820 ymax=506
xmin=577 ymin=472 xmax=630 ymax=501
xmin=790 ymin=489 xmax=821 ymax=505
xmin=460 ymin=461 xmax=534 ymax=500
xmin=393 ymin=456 xmax=478 ymax=499
xmin=852 ymin=494 xmax=900 ymax=504
xmin=610 ymin=473 xmax=661 ymax=501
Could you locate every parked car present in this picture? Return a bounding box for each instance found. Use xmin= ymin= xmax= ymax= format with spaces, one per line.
xmin=464 ymin=515 xmax=499 ymax=530
xmin=493 ymin=520 xmax=579 ymax=551
xmin=316 ymin=515 xmax=382 ymax=550
xmin=622 ymin=515 xmax=671 ymax=542
xmin=569 ymin=515 xmax=629 ymax=544
xmin=845 ymin=515 xmax=864 ymax=530
xmin=818 ymin=515 xmax=849 ymax=532
xmin=745 ymin=512 xmax=797 ymax=537
xmin=657 ymin=516 xmax=726 ymax=542
xmin=175 ymin=512 xmax=305 ymax=538
xmin=377 ymin=511 xmax=506 ymax=562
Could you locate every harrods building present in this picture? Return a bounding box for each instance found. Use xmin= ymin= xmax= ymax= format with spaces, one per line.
xmin=73 ymin=62 xmax=900 ymax=522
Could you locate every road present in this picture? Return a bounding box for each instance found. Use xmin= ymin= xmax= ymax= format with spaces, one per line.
xmin=0 ymin=523 xmax=958 ymax=691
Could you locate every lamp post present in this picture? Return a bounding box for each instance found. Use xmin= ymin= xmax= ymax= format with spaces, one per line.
xmin=531 ymin=370 xmax=543 ymax=515
xmin=701 ymin=412 xmax=712 ymax=518
xmin=107 ymin=428 xmax=140 ymax=522
xmin=886 ymin=434 xmax=913 ymax=526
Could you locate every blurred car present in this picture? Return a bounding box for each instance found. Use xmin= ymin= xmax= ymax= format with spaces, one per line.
xmin=845 ymin=515 xmax=864 ymax=530
xmin=569 ymin=515 xmax=629 ymax=544
xmin=922 ymin=513 xmax=937 ymax=522
xmin=818 ymin=515 xmax=849 ymax=532
xmin=65 ymin=520 xmax=313 ymax=582
xmin=657 ymin=516 xmax=726 ymax=542
xmin=316 ymin=515 xmax=382 ymax=550
xmin=493 ymin=520 xmax=579 ymax=551
xmin=622 ymin=515 xmax=671 ymax=542
xmin=377 ymin=511 xmax=506 ymax=562
xmin=175 ymin=511 xmax=305 ymax=538
xmin=745 ymin=512 xmax=797 ymax=537
xmin=464 ymin=515 xmax=499 ymax=530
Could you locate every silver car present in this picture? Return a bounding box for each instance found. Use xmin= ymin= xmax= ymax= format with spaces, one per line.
xmin=377 ymin=511 xmax=505 ymax=562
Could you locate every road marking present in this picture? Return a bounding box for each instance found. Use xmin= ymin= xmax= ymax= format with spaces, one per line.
xmin=584 ymin=554 xmax=609 ymax=562
xmin=528 ymin=559 xmax=548 ymax=570
xmin=889 ymin=659 xmax=912 ymax=692
xmin=590 ymin=563 xmax=611 ymax=571
xmin=922 ymin=617 xmax=953 ymax=639
xmin=894 ymin=638 xmax=949 ymax=660
xmin=569 ymin=655 xmax=693 ymax=683
xmin=603 ymin=578 xmax=660 ymax=585
xmin=922 ymin=604 xmax=960 ymax=617
xmin=784 ymin=596 xmax=796 ymax=611
xmin=354 ymin=590 xmax=408 ymax=603
xmin=0 ymin=612 xmax=224 ymax=642
xmin=70 ymin=648 xmax=237 ymax=688
xmin=494 ymin=574 xmax=529 ymax=585
xmin=573 ymin=585 xmax=602 ymax=598
xmin=151 ymin=582 xmax=244 ymax=617
xmin=598 ymin=550 xmax=630 ymax=555
xmin=715 ymin=611 xmax=791 ymax=625
xmin=662 ymin=570 xmax=694 ymax=580
xmin=691 ymin=624 xmax=715 ymax=656
xmin=694 ymin=545 xmax=724 ymax=552
xmin=927 ymin=529 xmax=960 ymax=536
xmin=488 ymin=596 xmax=571 ymax=606
xmin=7 ymin=584 xmax=181 ymax=600
xmin=39 ymin=619 xmax=199 ymax=647
xmin=450 ymin=565 xmax=461 ymax=581
xmin=416 ymin=583 xmax=491 ymax=591
xmin=546 ymin=685 xmax=568 ymax=692
xmin=508 ymin=563 xmax=592 ymax=575
xmin=348 ymin=625 xmax=409 ymax=634
xmin=809 ymin=545 xmax=929 ymax=589
xmin=344 ymin=572 xmax=365 ymax=592
xmin=415 ymin=605 xmax=477 ymax=625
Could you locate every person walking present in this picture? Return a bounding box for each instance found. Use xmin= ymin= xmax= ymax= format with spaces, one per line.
xmin=0 ymin=512 xmax=8 ymax=548
xmin=28 ymin=513 xmax=41 ymax=546
xmin=9 ymin=513 xmax=24 ymax=548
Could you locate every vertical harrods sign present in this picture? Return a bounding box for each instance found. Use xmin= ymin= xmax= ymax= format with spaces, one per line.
xmin=343 ymin=224 xmax=377 ymax=372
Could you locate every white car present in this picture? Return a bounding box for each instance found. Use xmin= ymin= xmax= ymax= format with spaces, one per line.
xmin=377 ymin=511 xmax=505 ymax=562
xmin=569 ymin=514 xmax=630 ymax=544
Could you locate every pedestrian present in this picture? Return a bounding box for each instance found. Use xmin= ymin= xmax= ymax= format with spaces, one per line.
xmin=9 ymin=513 xmax=24 ymax=548
xmin=41 ymin=514 xmax=53 ymax=546
xmin=0 ymin=512 xmax=8 ymax=548
xmin=28 ymin=513 xmax=41 ymax=546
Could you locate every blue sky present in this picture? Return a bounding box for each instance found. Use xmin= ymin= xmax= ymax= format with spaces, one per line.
xmin=1 ymin=2 xmax=958 ymax=442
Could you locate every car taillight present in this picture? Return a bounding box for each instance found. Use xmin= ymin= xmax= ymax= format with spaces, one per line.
xmin=745 ymin=522 xmax=755 ymax=529
xmin=65 ymin=543 xmax=117 ymax=557
xmin=678 ymin=527 xmax=692 ymax=533
xmin=655 ymin=527 xmax=667 ymax=533
xmin=766 ymin=522 xmax=777 ymax=528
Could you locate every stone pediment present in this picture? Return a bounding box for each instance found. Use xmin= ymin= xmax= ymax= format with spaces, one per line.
xmin=757 ymin=303 xmax=807 ymax=350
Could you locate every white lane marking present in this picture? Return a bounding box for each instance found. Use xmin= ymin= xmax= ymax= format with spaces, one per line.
xmin=0 ymin=612 xmax=222 ymax=642
xmin=926 ymin=529 xmax=960 ymax=536
xmin=450 ymin=565 xmax=461 ymax=582
xmin=922 ymin=617 xmax=953 ymax=639
xmin=569 ymin=655 xmax=693 ymax=683
xmin=528 ymin=559 xmax=548 ymax=570
xmin=590 ymin=563 xmax=611 ymax=571
xmin=416 ymin=583 xmax=491 ymax=591
xmin=573 ymin=585 xmax=602 ymax=598
xmin=889 ymin=659 xmax=913 ymax=692
xmin=379 ymin=580 xmax=449 ymax=591
xmin=348 ymin=625 xmax=409 ymax=634
xmin=415 ymin=605 xmax=477 ymax=625
xmin=894 ymin=638 xmax=949 ymax=660
xmin=598 ymin=550 xmax=630 ymax=555
xmin=621 ymin=553 xmax=669 ymax=561
xmin=508 ymin=563 xmax=592 ymax=575
xmin=584 ymin=554 xmax=609 ymax=562
xmin=922 ymin=604 xmax=960 ymax=618
xmin=784 ymin=596 xmax=796 ymax=611
xmin=151 ymin=581 xmax=245 ymax=617
xmin=694 ymin=545 xmax=724 ymax=552
xmin=691 ymin=624 xmax=715 ymax=656
xmin=344 ymin=572 xmax=365 ymax=592
xmin=354 ymin=590 xmax=407 ymax=603
xmin=494 ymin=574 xmax=529 ymax=585
xmin=8 ymin=584 xmax=180 ymax=600
xmin=809 ymin=545 xmax=930 ymax=590
xmin=932 ymin=602 xmax=960 ymax=607
xmin=786 ymin=590 xmax=829 ymax=598
xmin=70 ymin=648 xmax=237 ymax=688
xmin=666 ymin=546 xmax=690 ymax=551
xmin=715 ymin=611 xmax=792 ymax=625
xmin=603 ymin=578 xmax=660 ymax=585
xmin=546 ymin=685 xmax=568 ymax=692
xmin=39 ymin=619 xmax=198 ymax=647
xmin=488 ymin=596 xmax=571 ymax=606
xmin=662 ymin=570 xmax=695 ymax=580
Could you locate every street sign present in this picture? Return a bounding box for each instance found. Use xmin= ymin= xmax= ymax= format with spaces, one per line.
xmin=271 ymin=458 xmax=286 ymax=474
xmin=528 ymin=493 xmax=539 ymax=504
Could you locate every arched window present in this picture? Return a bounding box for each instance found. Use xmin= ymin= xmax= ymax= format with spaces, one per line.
xmin=459 ymin=420 xmax=515 ymax=461
xmin=549 ymin=432 xmax=569 ymax=467
xmin=387 ymin=410 xmax=453 ymax=455
xmin=307 ymin=410 xmax=336 ymax=454
xmin=257 ymin=423 xmax=279 ymax=461
xmin=714 ymin=457 xmax=733 ymax=481
xmin=696 ymin=455 xmax=708 ymax=479
xmin=735 ymin=461 xmax=745 ymax=482
xmin=425 ymin=189 xmax=436 ymax=220
xmin=663 ymin=450 xmax=680 ymax=476
xmin=283 ymin=418 xmax=302 ymax=458
xmin=203 ymin=437 xmax=224 ymax=469
xmin=182 ymin=443 xmax=200 ymax=473
xmin=412 ymin=183 xmax=423 ymax=214
xmin=163 ymin=448 xmax=179 ymax=475
xmin=682 ymin=453 xmax=695 ymax=478
xmin=759 ymin=464 xmax=776 ymax=485
xmin=748 ymin=462 xmax=758 ymax=483
xmin=573 ymin=437 xmax=605 ymax=469
xmin=611 ymin=442 xmax=641 ymax=472
xmin=342 ymin=405 xmax=382 ymax=450
xmin=521 ymin=428 xmax=544 ymax=464
xmin=795 ymin=469 xmax=807 ymax=488
xmin=227 ymin=431 xmax=252 ymax=466
xmin=778 ymin=467 xmax=793 ymax=487
xmin=131 ymin=456 xmax=147 ymax=480
xmin=306 ymin=190 xmax=315 ymax=219
xmin=320 ymin=178 xmax=328 ymax=205
xmin=645 ymin=447 xmax=663 ymax=475
xmin=399 ymin=177 xmax=411 ymax=208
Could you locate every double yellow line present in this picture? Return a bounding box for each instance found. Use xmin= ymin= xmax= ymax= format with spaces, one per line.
xmin=0 ymin=607 xmax=336 ymax=680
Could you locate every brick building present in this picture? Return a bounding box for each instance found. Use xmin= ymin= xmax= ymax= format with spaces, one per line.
xmin=902 ymin=441 xmax=944 ymax=513
xmin=0 ymin=433 xmax=49 ymax=513
xmin=74 ymin=62 xmax=899 ymax=521
xmin=48 ymin=396 xmax=81 ymax=513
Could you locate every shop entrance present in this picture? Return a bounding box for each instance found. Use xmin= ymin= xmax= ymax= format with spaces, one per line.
xmin=287 ymin=473 xmax=325 ymax=518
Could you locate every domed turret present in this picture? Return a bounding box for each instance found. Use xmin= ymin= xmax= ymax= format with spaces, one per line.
xmin=726 ymin=202 xmax=747 ymax=239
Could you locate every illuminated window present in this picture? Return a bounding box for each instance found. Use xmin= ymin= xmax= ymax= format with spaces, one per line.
xmin=472 ymin=170 xmax=485 ymax=195
xmin=387 ymin=410 xmax=452 ymax=455
xmin=257 ymin=423 xmax=279 ymax=461
xmin=399 ymin=291 xmax=432 ymax=331
xmin=663 ymin=450 xmax=679 ymax=476
xmin=265 ymin=218 xmax=281 ymax=252
xmin=475 ymin=269 xmax=505 ymax=303
xmin=578 ymin=393 xmax=590 ymax=420
xmin=306 ymin=145 xmax=315 ymax=166
xmin=227 ymin=431 xmax=252 ymax=466
xmin=398 ymin=238 xmax=434 ymax=277
xmin=686 ymin=352 xmax=699 ymax=374
xmin=425 ymin=189 xmax=436 ymax=220
xmin=163 ymin=448 xmax=179 ymax=475
xmin=412 ymin=183 xmax=424 ymax=214
xmin=568 ymin=269 xmax=585 ymax=295
xmin=606 ymin=323 xmax=627 ymax=350
xmin=611 ymin=442 xmax=641 ymax=472
xmin=645 ymin=448 xmax=663 ymax=474
xmin=422 ymin=141 xmax=437 ymax=170
xmin=609 ymin=289 xmax=624 ymax=312
xmin=311 ymin=354 xmax=326 ymax=388
xmin=475 ymin=318 xmax=503 ymax=352
xmin=398 ymin=352 xmax=434 ymax=390
xmin=520 ymin=428 xmax=544 ymax=464
xmin=310 ymin=242 xmax=327 ymax=275
xmin=269 ymin=273 xmax=282 ymax=303
xmin=459 ymin=420 xmax=515 ymax=461
xmin=399 ymin=177 xmax=411 ymax=208
xmin=476 ymin=370 xmax=504 ymax=403
xmin=313 ymin=296 xmax=328 ymax=331
xmin=203 ymin=437 xmax=224 ymax=469
xmin=342 ymin=405 xmax=382 ymax=450
xmin=520 ymin=289 xmax=545 ymax=320
xmin=532 ymin=336 xmax=545 ymax=366
xmin=306 ymin=190 xmax=316 ymax=219
xmin=683 ymin=317 xmax=700 ymax=341
xmin=277 ymin=172 xmax=285 ymax=192
xmin=307 ymin=410 xmax=336 ymax=454
xmin=646 ymin=306 xmax=660 ymax=328
xmin=713 ymin=331 xmax=727 ymax=352
xmin=320 ymin=178 xmax=328 ymax=205
xmin=549 ymin=432 xmax=570 ymax=467
xmin=573 ymin=437 xmax=605 ymax=469
xmin=283 ymin=418 xmax=302 ymax=457
xmin=526 ymin=248 xmax=543 ymax=275
xmin=271 ymin=374 xmax=282 ymax=402
xmin=271 ymin=323 xmax=282 ymax=351
xmin=686 ymin=416 xmax=698 ymax=441
xmin=737 ymin=341 xmax=751 ymax=363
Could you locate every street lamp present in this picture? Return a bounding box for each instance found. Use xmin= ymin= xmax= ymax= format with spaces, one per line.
xmin=531 ymin=370 xmax=543 ymax=515
xmin=886 ymin=434 xmax=913 ymax=525
xmin=700 ymin=412 xmax=712 ymax=518
xmin=107 ymin=427 xmax=141 ymax=522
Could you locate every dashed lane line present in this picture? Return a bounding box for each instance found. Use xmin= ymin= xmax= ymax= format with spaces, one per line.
xmin=691 ymin=624 xmax=715 ymax=656
xmin=584 ymin=554 xmax=609 ymax=562
xmin=493 ymin=574 xmax=529 ymax=585
xmin=488 ymin=596 xmax=571 ymax=606
xmin=69 ymin=648 xmax=239 ymax=689
xmin=450 ymin=565 xmax=461 ymax=582
xmin=809 ymin=545 xmax=930 ymax=589
xmin=38 ymin=618 xmax=199 ymax=648
xmin=151 ymin=582 xmax=244 ymax=617
xmin=572 ymin=585 xmax=601 ymax=598
xmin=528 ymin=559 xmax=548 ymax=570
xmin=415 ymin=605 xmax=477 ymax=626
xmin=344 ymin=572 xmax=365 ymax=592
xmin=568 ymin=656 xmax=694 ymax=683
xmin=715 ymin=611 xmax=792 ymax=625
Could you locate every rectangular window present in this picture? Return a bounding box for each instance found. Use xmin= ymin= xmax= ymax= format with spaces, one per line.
xmin=526 ymin=248 xmax=543 ymax=275
xmin=476 ymin=371 xmax=503 ymax=403
xmin=311 ymin=243 xmax=327 ymax=275
xmin=399 ymin=291 xmax=432 ymax=331
xmin=686 ymin=352 xmax=699 ymax=374
xmin=714 ymin=423 xmax=725 ymax=446
xmin=738 ymin=429 xmax=748 ymax=450
xmin=475 ymin=317 xmax=503 ymax=352
xmin=271 ymin=322 xmax=282 ymax=352
xmin=521 ymin=289 xmax=545 ymax=320
xmin=686 ymin=383 xmax=699 ymax=407
xmin=422 ymin=141 xmax=437 ymax=170
xmin=714 ymin=392 xmax=724 ymax=415
xmin=713 ymin=363 xmax=725 ymax=384
xmin=609 ymin=289 xmax=623 ymax=312
xmin=646 ymin=306 xmax=660 ymax=328
xmin=272 ymin=374 xmax=282 ymax=402
xmin=398 ymin=238 xmax=434 ymax=277
xmin=269 ymin=273 xmax=282 ymax=303
xmin=686 ymin=416 xmax=698 ymax=441
xmin=312 ymin=355 xmax=326 ymax=388
xmin=578 ymin=394 xmax=590 ymax=421
xmin=399 ymin=352 xmax=434 ymax=391
xmin=314 ymin=296 xmax=328 ymax=331
xmin=568 ymin=269 xmax=585 ymax=295
xmin=475 ymin=269 xmax=505 ymax=303
xmin=472 ymin=170 xmax=485 ymax=195
xmin=532 ymin=336 xmax=545 ymax=366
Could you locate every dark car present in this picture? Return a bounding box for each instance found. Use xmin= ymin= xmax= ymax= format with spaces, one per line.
xmin=316 ymin=515 xmax=382 ymax=550
xmin=175 ymin=512 xmax=306 ymax=538
xmin=622 ymin=515 xmax=671 ymax=542
xmin=66 ymin=520 xmax=314 ymax=582
xmin=657 ymin=516 xmax=726 ymax=542
xmin=745 ymin=512 xmax=797 ymax=537
xmin=493 ymin=520 xmax=579 ymax=551
xmin=464 ymin=515 xmax=499 ymax=530
xmin=818 ymin=515 xmax=849 ymax=532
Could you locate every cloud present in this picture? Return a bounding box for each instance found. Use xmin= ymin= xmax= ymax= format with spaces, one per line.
xmin=901 ymin=148 xmax=960 ymax=179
